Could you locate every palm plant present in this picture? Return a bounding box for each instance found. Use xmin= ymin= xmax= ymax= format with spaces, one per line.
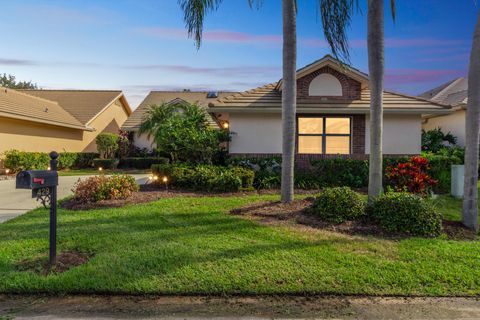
xmin=462 ymin=12 xmax=480 ymax=232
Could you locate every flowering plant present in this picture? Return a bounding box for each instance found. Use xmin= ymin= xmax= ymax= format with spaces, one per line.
xmin=385 ymin=156 xmax=437 ymax=195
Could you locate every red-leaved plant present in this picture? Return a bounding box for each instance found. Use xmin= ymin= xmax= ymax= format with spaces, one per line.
xmin=385 ymin=156 xmax=438 ymax=195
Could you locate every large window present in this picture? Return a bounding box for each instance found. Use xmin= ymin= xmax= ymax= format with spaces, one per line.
xmin=298 ymin=117 xmax=351 ymax=154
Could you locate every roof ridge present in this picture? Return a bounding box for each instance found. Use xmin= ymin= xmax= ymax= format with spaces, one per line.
xmin=211 ymin=83 xmax=277 ymax=106
xmin=148 ymin=90 xmax=238 ymax=93
xmin=20 ymin=89 xmax=122 ymax=93
xmin=428 ymin=77 xmax=464 ymax=101
xmin=383 ymin=89 xmax=452 ymax=108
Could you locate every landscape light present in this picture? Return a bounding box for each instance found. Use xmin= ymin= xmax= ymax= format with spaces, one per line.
xmin=98 ymin=167 xmax=103 ymax=172
xmin=162 ymin=176 xmax=168 ymax=183
xmin=47 ymin=166 xmax=51 ymax=171
xmin=5 ymin=169 xmax=10 ymax=174
xmin=153 ymin=175 xmax=159 ymax=181
xmin=148 ymin=176 xmax=153 ymax=180
xmin=222 ymin=122 xmax=229 ymax=129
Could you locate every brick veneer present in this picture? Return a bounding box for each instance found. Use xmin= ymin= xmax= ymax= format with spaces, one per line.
xmin=352 ymin=114 xmax=365 ymax=154
xmin=297 ymin=66 xmax=361 ymax=101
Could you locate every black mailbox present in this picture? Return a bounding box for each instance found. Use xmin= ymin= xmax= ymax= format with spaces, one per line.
xmin=16 ymin=170 xmax=58 ymax=190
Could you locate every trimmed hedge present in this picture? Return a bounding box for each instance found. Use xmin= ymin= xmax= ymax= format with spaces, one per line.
xmin=422 ymin=153 xmax=462 ymax=193
xmin=93 ymin=158 xmax=119 ymax=170
xmin=310 ymin=187 xmax=366 ymax=224
xmin=3 ymin=150 xmax=98 ymax=172
xmin=369 ymin=192 xmax=443 ymax=237
xmin=118 ymin=157 xmax=169 ymax=169
xmin=151 ymin=164 xmax=255 ymax=192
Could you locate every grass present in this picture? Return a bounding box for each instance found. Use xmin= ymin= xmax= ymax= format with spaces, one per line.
xmin=57 ymin=169 xmax=149 ymax=176
xmin=0 ymin=193 xmax=479 ymax=296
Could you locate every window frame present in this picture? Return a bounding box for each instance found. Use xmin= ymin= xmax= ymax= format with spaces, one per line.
xmin=296 ymin=115 xmax=352 ymax=154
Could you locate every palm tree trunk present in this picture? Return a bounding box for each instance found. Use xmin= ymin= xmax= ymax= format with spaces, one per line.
xmin=281 ymin=0 xmax=297 ymax=203
xmin=367 ymin=0 xmax=384 ymax=202
xmin=462 ymin=12 xmax=480 ymax=232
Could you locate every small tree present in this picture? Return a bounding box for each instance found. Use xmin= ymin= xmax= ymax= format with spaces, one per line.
xmin=422 ymin=128 xmax=457 ymax=152
xmin=139 ymin=102 xmax=229 ymax=164
xmin=0 ymin=73 xmax=37 ymax=89
xmin=96 ymin=133 xmax=119 ymax=159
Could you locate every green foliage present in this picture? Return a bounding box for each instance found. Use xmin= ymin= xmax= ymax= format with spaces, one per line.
xmin=93 ymin=158 xmax=119 ymax=170
xmin=0 ymin=73 xmax=37 ymax=89
xmin=73 ymin=175 xmax=139 ymax=203
xmin=422 ymin=152 xmax=463 ymax=193
xmin=369 ymin=192 xmax=443 ymax=237
xmin=422 ymin=128 xmax=457 ymax=153
xmin=95 ymin=133 xmax=119 ymax=159
xmin=3 ymin=150 xmax=98 ymax=172
xmin=139 ymin=102 xmax=230 ymax=164
xmin=118 ymin=157 xmax=169 ymax=169
xmin=151 ymin=164 xmax=254 ymax=192
xmin=310 ymin=187 xmax=366 ymax=224
xmin=311 ymin=158 xmax=369 ymax=188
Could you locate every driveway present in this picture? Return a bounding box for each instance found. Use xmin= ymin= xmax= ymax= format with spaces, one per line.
xmin=0 ymin=174 xmax=149 ymax=223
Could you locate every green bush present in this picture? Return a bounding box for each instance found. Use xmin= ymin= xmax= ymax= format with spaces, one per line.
xmin=118 ymin=157 xmax=169 ymax=169
xmin=422 ymin=152 xmax=462 ymax=193
xmin=310 ymin=187 xmax=365 ymax=224
xmin=96 ymin=133 xmax=119 ymax=159
xmin=369 ymin=192 xmax=442 ymax=237
xmin=310 ymin=158 xmax=369 ymax=188
xmin=73 ymin=174 xmax=139 ymax=203
xmin=151 ymin=164 xmax=254 ymax=192
xmin=93 ymin=158 xmax=119 ymax=170
xmin=3 ymin=150 xmax=99 ymax=172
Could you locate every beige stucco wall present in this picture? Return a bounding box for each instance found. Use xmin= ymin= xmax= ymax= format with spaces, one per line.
xmin=365 ymin=114 xmax=421 ymax=154
xmin=0 ymin=98 xmax=129 ymax=155
xmin=422 ymin=109 xmax=465 ymax=146
xmin=229 ymin=113 xmax=283 ymax=154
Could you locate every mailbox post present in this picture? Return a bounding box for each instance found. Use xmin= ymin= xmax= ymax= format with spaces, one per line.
xmin=15 ymin=151 xmax=59 ymax=267
xmin=49 ymin=151 xmax=58 ymax=266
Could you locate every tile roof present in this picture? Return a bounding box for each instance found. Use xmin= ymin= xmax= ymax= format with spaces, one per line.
xmin=122 ymin=91 xmax=236 ymax=130
xmin=20 ymin=90 xmax=130 ymax=125
xmin=209 ymin=83 xmax=451 ymax=114
xmin=0 ymin=87 xmax=88 ymax=130
xmin=419 ymin=77 xmax=468 ymax=107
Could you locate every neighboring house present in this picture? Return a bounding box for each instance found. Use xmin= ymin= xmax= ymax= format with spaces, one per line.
xmin=121 ymin=91 xmax=235 ymax=149
xmin=0 ymin=88 xmax=132 ymax=156
xmin=207 ymin=55 xmax=451 ymax=158
xmin=420 ymin=77 xmax=468 ymax=146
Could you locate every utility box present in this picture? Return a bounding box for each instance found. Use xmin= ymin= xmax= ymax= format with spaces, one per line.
xmin=451 ymin=164 xmax=464 ymax=198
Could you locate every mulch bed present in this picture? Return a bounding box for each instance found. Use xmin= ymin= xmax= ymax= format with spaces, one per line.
xmin=61 ymin=184 xmax=320 ymax=211
xmin=16 ymin=250 xmax=91 ymax=275
xmin=230 ymin=199 xmax=477 ymax=241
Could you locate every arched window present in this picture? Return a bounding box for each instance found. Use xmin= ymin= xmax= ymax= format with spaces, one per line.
xmin=308 ymin=73 xmax=342 ymax=96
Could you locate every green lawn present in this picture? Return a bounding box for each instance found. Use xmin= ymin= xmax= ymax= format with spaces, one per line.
xmin=0 ymin=194 xmax=479 ymax=296
xmin=57 ymin=169 xmax=149 ymax=176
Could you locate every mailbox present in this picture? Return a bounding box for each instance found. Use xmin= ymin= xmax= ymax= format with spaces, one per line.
xmin=16 ymin=170 xmax=58 ymax=190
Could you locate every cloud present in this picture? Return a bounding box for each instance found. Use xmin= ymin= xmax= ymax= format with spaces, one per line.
xmin=134 ymin=27 xmax=465 ymax=49
xmin=0 ymin=58 xmax=37 ymax=66
xmin=122 ymin=64 xmax=281 ymax=78
xmin=385 ymin=68 xmax=466 ymax=85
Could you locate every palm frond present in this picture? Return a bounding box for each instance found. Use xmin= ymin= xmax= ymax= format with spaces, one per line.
xmin=318 ymin=0 xmax=359 ymax=63
xmin=390 ymin=0 xmax=396 ymax=22
xmin=178 ymin=0 xmax=223 ymax=49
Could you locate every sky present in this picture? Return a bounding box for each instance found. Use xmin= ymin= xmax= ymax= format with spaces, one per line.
xmin=0 ymin=0 xmax=477 ymax=108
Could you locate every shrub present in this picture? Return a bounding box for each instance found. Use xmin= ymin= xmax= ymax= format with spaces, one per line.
xmin=118 ymin=157 xmax=169 ymax=169
xmin=385 ymin=156 xmax=437 ymax=195
xmin=3 ymin=150 xmax=99 ymax=172
xmin=422 ymin=128 xmax=457 ymax=152
xmin=310 ymin=158 xmax=369 ymax=188
xmin=96 ymin=133 xmax=119 ymax=159
xmin=73 ymin=174 xmax=139 ymax=203
xmin=93 ymin=158 xmax=119 ymax=170
xmin=369 ymin=192 xmax=442 ymax=237
xmin=139 ymin=103 xmax=230 ymax=164
xmin=310 ymin=187 xmax=365 ymax=224
xmin=151 ymin=164 xmax=254 ymax=192
xmin=422 ymin=152 xmax=463 ymax=193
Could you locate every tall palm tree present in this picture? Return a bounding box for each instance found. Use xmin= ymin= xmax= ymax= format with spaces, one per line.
xmin=462 ymin=12 xmax=480 ymax=232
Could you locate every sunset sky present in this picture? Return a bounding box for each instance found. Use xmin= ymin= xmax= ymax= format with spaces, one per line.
xmin=0 ymin=0 xmax=476 ymax=108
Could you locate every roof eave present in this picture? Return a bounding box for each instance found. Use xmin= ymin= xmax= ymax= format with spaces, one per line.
xmin=0 ymin=111 xmax=93 ymax=131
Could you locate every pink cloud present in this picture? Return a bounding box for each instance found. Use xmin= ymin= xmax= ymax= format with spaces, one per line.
xmin=385 ymin=69 xmax=466 ymax=85
xmin=135 ymin=27 xmax=464 ymax=49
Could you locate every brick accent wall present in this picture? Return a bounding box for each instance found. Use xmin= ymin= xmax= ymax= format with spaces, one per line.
xmin=297 ymin=66 xmax=361 ymax=101
xmin=352 ymin=114 xmax=365 ymax=154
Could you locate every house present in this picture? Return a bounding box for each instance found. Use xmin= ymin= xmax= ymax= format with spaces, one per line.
xmin=121 ymin=91 xmax=235 ymax=149
xmin=420 ymin=78 xmax=467 ymax=146
xmin=0 ymin=88 xmax=132 ymax=156
xmin=207 ymin=55 xmax=451 ymax=158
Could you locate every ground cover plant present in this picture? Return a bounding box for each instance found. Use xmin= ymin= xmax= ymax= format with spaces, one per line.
xmin=0 ymin=191 xmax=478 ymax=296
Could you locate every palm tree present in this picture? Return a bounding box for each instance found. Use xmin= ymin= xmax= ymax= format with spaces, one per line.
xmin=462 ymin=12 xmax=480 ymax=232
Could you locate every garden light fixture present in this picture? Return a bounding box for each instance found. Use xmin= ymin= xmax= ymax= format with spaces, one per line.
xmin=98 ymin=167 xmax=103 ymax=172
xmin=222 ymin=122 xmax=229 ymax=129
xmin=5 ymin=169 xmax=10 ymax=175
